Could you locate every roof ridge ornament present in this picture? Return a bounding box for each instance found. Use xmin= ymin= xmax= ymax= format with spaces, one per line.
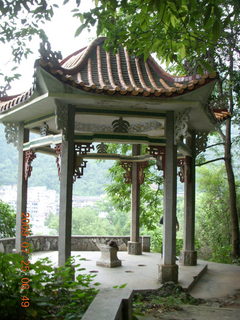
xmin=0 ymin=83 xmax=11 ymax=98
xmin=39 ymin=39 xmax=62 ymax=68
xmin=3 ymin=122 xmax=19 ymax=148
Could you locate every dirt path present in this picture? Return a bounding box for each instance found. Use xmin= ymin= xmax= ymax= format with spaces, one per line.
xmin=137 ymin=291 xmax=240 ymax=320
xmin=134 ymin=284 xmax=240 ymax=320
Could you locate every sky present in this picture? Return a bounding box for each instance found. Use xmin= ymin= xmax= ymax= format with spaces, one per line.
xmin=1 ymin=1 xmax=96 ymax=95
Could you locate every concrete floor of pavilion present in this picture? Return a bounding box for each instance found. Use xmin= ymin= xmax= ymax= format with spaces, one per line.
xmin=31 ymin=251 xmax=206 ymax=291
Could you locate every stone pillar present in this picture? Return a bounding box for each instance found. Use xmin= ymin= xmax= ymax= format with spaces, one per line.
xmin=16 ymin=124 xmax=29 ymax=253
xmin=58 ymin=106 xmax=75 ymax=266
xmin=160 ymin=111 xmax=178 ymax=283
xmin=180 ymin=133 xmax=197 ymax=266
xmin=128 ymin=144 xmax=142 ymax=255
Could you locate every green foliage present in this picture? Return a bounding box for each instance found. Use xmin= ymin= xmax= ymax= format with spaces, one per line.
xmin=106 ymin=156 xmax=164 ymax=231
xmin=0 ymin=252 xmax=99 ymax=320
xmin=0 ymin=200 xmax=16 ymax=238
xmin=46 ymin=197 xmax=130 ymax=236
xmin=73 ymin=160 xmax=114 ymax=196
xmin=148 ymin=229 xmax=183 ymax=256
xmin=147 ymin=229 xmax=163 ymax=253
xmin=72 ymin=206 xmax=113 ymax=236
xmin=0 ymin=0 xmax=57 ymax=93
xmin=77 ymin=0 xmax=239 ymax=66
xmin=195 ymin=165 xmax=233 ymax=263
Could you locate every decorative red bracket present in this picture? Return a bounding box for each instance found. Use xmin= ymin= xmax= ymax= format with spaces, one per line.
xmin=120 ymin=161 xmax=149 ymax=184
xmin=177 ymin=156 xmax=191 ymax=183
xmin=146 ymin=145 xmax=166 ymax=175
xmin=120 ymin=161 xmax=133 ymax=184
xmin=54 ymin=143 xmax=62 ymax=179
xmin=73 ymin=143 xmax=94 ymax=181
xmin=24 ymin=149 xmax=36 ymax=181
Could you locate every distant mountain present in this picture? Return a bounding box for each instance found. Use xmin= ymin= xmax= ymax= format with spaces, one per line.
xmin=0 ymin=125 xmax=113 ymax=196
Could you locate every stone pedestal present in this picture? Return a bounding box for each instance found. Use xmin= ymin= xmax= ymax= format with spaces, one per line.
xmin=160 ymin=264 xmax=178 ymax=283
xmin=96 ymin=245 xmax=122 ymax=268
xmin=180 ymin=250 xmax=197 ymax=266
xmin=127 ymin=241 xmax=142 ymax=255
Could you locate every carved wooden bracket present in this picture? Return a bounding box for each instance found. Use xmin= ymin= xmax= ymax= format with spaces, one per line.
xmin=177 ymin=156 xmax=191 ymax=183
xmin=73 ymin=143 xmax=94 ymax=182
xmin=120 ymin=161 xmax=149 ymax=184
xmin=24 ymin=150 xmax=36 ymax=181
xmin=54 ymin=143 xmax=62 ymax=179
xmin=146 ymin=145 xmax=166 ymax=174
xmin=138 ymin=161 xmax=149 ymax=184
xmin=177 ymin=158 xmax=185 ymax=183
xmin=120 ymin=161 xmax=133 ymax=184
xmin=73 ymin=158 xmax=87 ymax=182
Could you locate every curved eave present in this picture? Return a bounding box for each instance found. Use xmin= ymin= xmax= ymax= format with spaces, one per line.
xmin=39 ymin=58 xmax=217 ymax=99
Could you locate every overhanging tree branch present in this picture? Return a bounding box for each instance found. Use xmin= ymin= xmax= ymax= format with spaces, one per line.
xmin=205 ymin=143 xmax=225 ymax=149
xmin=196 ymin=157 xmax=225 ymax=167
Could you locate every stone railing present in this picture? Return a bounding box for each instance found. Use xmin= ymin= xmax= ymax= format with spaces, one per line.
xmin=0 ymin=235 xmax=150 ymax=254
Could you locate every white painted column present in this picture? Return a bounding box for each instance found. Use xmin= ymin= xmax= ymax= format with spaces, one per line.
xmin=160 ymin=111 xmax=178 ymax=283
xmin=128 ymin=144 xmax=142 ymax=255
xmin=58 ymin=106 xmax=75 ymax=266
xmin=16 ymin=124 xmax=29 ymax=253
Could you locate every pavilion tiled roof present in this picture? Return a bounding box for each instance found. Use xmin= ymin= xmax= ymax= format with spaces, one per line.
xmin=39 ymin=37 xmax=217 ymax=97
xmin=0 ymin=37 xmax=228 ymax=122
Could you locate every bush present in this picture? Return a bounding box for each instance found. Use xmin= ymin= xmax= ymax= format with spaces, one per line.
xmin=0 ymin=200 xmax=16 ymax=238
xmin=149 ymin=229 xmax=183 ymax=256
xmin=0 ymin=253 xmax=99 ymax=319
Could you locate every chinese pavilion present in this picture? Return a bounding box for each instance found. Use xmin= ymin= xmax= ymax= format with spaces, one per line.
xmin=0 ymin=37 xmax=228 ymax=283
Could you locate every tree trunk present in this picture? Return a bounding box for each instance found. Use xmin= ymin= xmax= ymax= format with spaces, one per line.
xmin=224 ymin=118 xmax=240 ymax=258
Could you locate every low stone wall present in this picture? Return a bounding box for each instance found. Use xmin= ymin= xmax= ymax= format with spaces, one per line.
xmin=81 ymin=288 xmax=133 ymax=320
xmin=0 ymin=235 xmax=150 ymax=253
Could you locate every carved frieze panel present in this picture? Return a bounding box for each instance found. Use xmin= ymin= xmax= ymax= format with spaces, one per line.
xmin=40 ymin=122 xmax=49 ymax=136
xmin=55 ymin=104 xmax=68 ymax=140
xmin=75 ymin=120 xmax=162 ymax=134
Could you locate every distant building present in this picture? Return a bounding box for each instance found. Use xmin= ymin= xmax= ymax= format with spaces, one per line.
xmin=0 ymin=185 xmax=101 ymax=234
xmin=0 ymin=185 xmax=17 ymax=212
